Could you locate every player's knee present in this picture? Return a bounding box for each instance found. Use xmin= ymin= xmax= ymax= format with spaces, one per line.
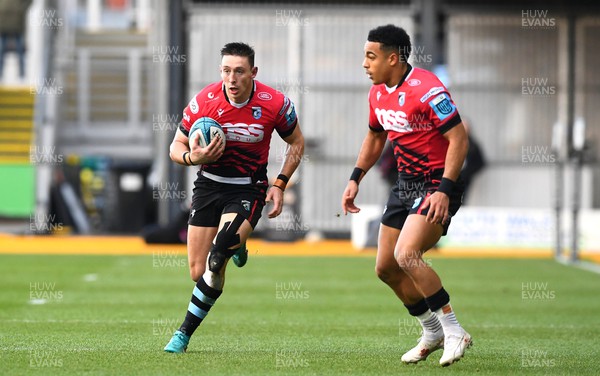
xmin=207 ymin=215 xmax=245 ymax=273
xmin=207 ymin=243 xmax=237 ymax=273
xmin=375 ymin=263 xmax=399 ymax=284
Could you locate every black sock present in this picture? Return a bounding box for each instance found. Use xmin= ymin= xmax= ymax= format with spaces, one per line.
xmin=179 ymin=276 xmax=222 ymax=336
xmin=404 ymin=299 xmax=429 ymax=316
xmin=424 ymin=287 xmax=450 ymax=312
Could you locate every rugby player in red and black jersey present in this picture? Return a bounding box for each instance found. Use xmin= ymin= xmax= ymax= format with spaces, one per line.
xmin=341 ymin=25 xmax=472 ymax=366
xmin=164 ymin=42 xmax=304 ymax=353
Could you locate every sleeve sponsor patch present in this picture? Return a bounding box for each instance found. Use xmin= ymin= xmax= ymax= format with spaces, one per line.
xmin=278 ymin=96 xmax=290 ymax=116
xmin=429 ymin=93 xmax=456 ymax=121
xmin=189 ymin=97 xmax=199 ymax=114
xmin=420 ymin=86 xmax=445 ymax=103
xmin=284 ymin=102 xmax=297 ymax=128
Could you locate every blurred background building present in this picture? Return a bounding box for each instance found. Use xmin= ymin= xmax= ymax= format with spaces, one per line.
xmin=0 ymin=0 xmax=598 ymax=257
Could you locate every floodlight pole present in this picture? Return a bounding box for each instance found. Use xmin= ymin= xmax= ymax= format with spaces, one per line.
xmin=571 ymin=152 xmax=582 ymax=262
xmin=554 ymin=161 xmax=563 ymax=260
xmin=571 ymin=118 xmax=586 ymax=262
xmin=551 ymin=122 xmax=563 ymax=260
xmin=565 ymin=13 xmax=579 ymax=263
xmin=166 ymin=0 xmax=187 ymax=223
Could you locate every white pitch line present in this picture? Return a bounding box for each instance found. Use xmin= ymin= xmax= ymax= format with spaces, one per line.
xmin=572 ymin=260 xmax=600 ymax=274
xmin=0 ymin=319 xmax=142 ymax=324
xmin=556 ymin=257 xmax=600 ymax=275
xmin=82 ymin=273 xmax=98 ymax=282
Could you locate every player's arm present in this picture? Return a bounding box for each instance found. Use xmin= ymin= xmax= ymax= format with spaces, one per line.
xmin=169 ymin=128 xmax=224 ymax=166
xmin=441 ymin=123 xmax=468 ymax=183
xmin=423 ymin=122 xmax=469 ymax=224
xmin=169 ymin=129 xmax=192 ymax=166
xmin=279 ymin=125 xmax=305 ymax=182
xmin=266 ymin=125 xmax=305 ymax=219
xmin=352 ymin=128 xmax=388 ymax=183
xmin=341 ymin=128 xmax=387 ymax=215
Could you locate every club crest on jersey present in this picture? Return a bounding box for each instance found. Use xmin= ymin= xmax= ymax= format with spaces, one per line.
xmin=377 ymin=91 xmax=382 ymax=101
xmin=398 ymin=92 xmax=406 ymax=106
xmin=241 ymin=200 xmax=251 ymax=211
xmin=407 ymin=78 xmax=421 ymax=87
xmin=252 ymin=107 xmax=262 ymax=120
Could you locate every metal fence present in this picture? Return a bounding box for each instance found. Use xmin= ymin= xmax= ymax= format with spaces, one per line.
xmin=447 ymin=13 xmax=599 ymax=209
xmin=54 ymin=32 xmax=153 ymax=158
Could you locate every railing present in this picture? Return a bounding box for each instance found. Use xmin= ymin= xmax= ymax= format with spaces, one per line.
xmin=66 ymin=47 xmax=148 ymax=138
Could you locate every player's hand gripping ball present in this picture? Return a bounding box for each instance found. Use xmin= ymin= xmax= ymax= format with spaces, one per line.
xmin=189 ymin=117 xmax=226 ymax=149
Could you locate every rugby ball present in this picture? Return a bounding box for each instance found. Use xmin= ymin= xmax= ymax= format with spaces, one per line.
xmin=189 ymin=117 xmax=226 ymax=148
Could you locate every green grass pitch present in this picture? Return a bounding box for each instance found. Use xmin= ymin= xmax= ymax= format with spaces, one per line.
xmin=1 ymin=254 xmax=599 ymax=375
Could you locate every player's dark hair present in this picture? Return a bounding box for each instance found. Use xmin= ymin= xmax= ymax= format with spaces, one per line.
xmin=221 ymin=42 xmax=255 ymax=67
xmin=367 ymin=24 xmax=411 ymax=63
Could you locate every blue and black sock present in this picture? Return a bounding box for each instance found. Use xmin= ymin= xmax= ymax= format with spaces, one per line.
xmin=178 ymin=276 xmax=222 ymax=336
